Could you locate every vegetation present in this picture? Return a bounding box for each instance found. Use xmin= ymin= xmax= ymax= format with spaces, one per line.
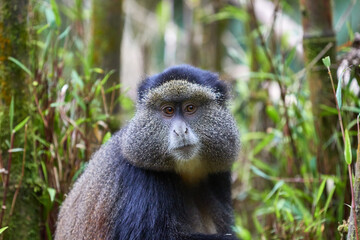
xmin=0 ymin=0 xmax=360 ymax=239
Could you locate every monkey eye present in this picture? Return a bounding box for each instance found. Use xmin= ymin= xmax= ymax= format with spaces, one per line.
xmin=162 ymin=106 xmax=175 ymax=117
xmin=184 ymin=104 xmax=197 ymax=114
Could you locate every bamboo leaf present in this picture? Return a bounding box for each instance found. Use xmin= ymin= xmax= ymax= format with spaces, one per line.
xmin=345 ymin=129 xmax=352 ymax=165
xmin=41 ymin=161 xmax=48 ymax=184
xmin=105 ymin=83 xmax=122 ymax=94
xmin=95 ymin=70 xmax=115 ymax=96
xmin=45 ymin=7 xmax=56 ymax=28
xmin=91 ymin=68 xmax=104 ymax=74
xmin=343 ymin=106 xmax=360 ymax=113
xmin=102 ymin=132 xmax=111 ymax=144
xmin=265 ymin=180 xmax=284 ymax=201
xmin=50 ymin=0 xmax=61 ymax=27
xmin=8 ymin=148 xmax=24 ymax=153
xmin=285 ymin=47 xmax=296 ymax=67
xmin=71 ymin=70 xmax=84 ymax=90
xmin=266 ymin=105 xmax=280 ymax=124
xmin=47 ymin=187 xmax=56 ymax=203
xmin=336 ymin=76 xmax=342 ymax=109
xmin=72 ymin=92 xmax=86 ymax=111
xmin=13 ymin=116 xmax=30 ymax=133
xmin=322 ymin=56 xmax=331 ymax=68
xmin=250 ymin=166 xmax=271 ymax=180
xmin=8 ymin=57 xmax=33 ymax=77
xmin=253 ymin=133 xmax=275 ymax=155
xmin=0 ymin=226 xmax=8 ymax=235
xmin=36 ymin=24 xmax=50 ymax=34
xmin=324 ymin=182 xmax=336 ymax=214
xmin=314 ymin=178 xmax=326 ymax=206
xmin=58 ymin=26 xmax=71 ymax=40
xmin=202 ymin=6 xmax=248 ymax=23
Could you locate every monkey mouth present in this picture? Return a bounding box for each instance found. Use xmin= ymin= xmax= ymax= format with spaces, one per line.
xmin=174 ymin=144 xmax=196 ymax=151
xmin=170 ymin=144 xmax=200 ymax=161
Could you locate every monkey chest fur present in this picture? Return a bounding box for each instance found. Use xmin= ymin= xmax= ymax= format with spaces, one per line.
xmin=112 ymin=162 xmax=233 ymax=239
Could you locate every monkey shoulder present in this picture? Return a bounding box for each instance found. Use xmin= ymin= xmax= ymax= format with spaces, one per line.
xmin=55 ymin=130 xmax=128 ymax=239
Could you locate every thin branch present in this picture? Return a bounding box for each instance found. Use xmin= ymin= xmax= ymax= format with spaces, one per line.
xmin=265 ymin=0 xmax=280 ymax=41
xmin=0 ymin=153 xmax=5 ymax=188
xmin=0 ymin=131 xmax=15 ymax=228
xmin=9 ymin=125 xmax=28 ymax=217
xmin=327 ymin=67 xmax=345 ymax=144
xmin=357 ymin=115 xmax=360 ymax=165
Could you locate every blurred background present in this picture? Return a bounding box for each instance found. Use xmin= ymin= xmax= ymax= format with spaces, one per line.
xmin=1 ymin=0 xmax=360 ymax=239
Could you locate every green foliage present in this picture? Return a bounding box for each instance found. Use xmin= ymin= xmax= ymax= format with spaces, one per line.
xmin=226 ymin=4 xmax=359 ymax=239
xmin=3 ymin=0 xmax=360 ymax=239
xmin=1 ymin=0 xmax=133 ymax=238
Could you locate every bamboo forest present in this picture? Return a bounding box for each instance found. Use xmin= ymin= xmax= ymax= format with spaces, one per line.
xmin=1 ymin=0 xmax=360 ymax=239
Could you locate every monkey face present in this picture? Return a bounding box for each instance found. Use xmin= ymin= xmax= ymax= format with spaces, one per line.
xmin=121 ymin=80 xmax=240 ymax=180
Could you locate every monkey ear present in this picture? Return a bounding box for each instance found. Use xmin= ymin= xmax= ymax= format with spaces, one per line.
xmin=214 ymin=80 xmax=230 ymax=105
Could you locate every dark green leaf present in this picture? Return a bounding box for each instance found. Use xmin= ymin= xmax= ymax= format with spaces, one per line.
xmin=8 ymin=57 xmax=33 ymax=77
xmin=314 ymin=178 xmax=326 ymax=206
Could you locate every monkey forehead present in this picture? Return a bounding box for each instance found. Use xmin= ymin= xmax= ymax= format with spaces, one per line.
xmin=139 ymin=80 xmax=219 ymax=106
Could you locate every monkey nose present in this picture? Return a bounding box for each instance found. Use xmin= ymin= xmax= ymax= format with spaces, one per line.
xmin=173 ymin=128 xmax=188 ymax=136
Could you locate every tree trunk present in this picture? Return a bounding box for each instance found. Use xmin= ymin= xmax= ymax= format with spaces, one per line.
xmin=299 ymin=0 xmax=337 ymax=175
xmin=192 ymin=0 xmax=227 ymax=72
xmin=0 ymin=0 xmax=41 ymax=239
xmin=299 ymin=0 xmax=339 ymax=238
xmin=91 ymin=0 xmax=124 ymax=130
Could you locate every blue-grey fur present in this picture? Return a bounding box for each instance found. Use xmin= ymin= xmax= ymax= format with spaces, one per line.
xmin=55 ymin=65 xmax=240 ymax=240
